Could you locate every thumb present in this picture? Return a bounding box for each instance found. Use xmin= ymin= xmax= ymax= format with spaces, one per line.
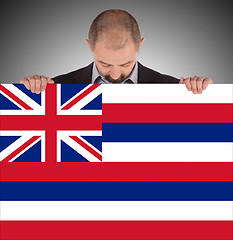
xmin=179 ymin=77 xmax=185 ymax=84
xmin=47 ymin=77 xmax=55 ymax=84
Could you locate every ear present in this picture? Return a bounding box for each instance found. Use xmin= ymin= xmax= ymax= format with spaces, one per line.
xmin=85 ymin=39 xmax=91 ymax=49
xmin=140 ymin=38 xmax=145 ymax=48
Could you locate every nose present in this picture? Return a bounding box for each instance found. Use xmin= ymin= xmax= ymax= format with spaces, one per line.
xmin=110 ymin=67 xmax=121 ymax=80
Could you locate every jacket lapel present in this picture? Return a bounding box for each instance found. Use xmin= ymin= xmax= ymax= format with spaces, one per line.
xmin=76 ymin=63 xmax=93 ymax=84
xmin=138 ymin=62 xmax=153 ymax=83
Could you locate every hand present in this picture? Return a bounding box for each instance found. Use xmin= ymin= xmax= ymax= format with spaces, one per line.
xmin=179 ymin=76 xmax=213 ymax=94
xmin=20 ymin=74 xmax=54 ymax=94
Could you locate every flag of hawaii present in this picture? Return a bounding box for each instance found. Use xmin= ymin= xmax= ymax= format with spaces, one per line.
xmin=0 ymin=83 xmax=232 ymax=240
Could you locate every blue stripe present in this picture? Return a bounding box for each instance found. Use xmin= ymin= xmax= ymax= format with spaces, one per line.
xmin=0 ymin=181 xmax=232 ymax=201
xmin=102 ymin=123 xmax=233 ymax=142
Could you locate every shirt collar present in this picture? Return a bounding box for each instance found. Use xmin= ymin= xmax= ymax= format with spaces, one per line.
xmin=91 ymin=61 xmax=138 ymax=84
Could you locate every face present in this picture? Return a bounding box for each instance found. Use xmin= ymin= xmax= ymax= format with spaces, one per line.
xmin=86 ymin=38 xmax=144 ymax=83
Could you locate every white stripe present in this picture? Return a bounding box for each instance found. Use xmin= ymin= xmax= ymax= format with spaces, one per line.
xmin=1 ymin=201 xmax=232 ymax=220
xmin=102 ymin=142 xmax=233 ymax=162
xmin=102 ymin=84 xmax=233 ymax=103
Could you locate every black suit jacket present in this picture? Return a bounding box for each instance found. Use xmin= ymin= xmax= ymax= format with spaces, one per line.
xmin=53 ymin=62 xmax=179 ymax=84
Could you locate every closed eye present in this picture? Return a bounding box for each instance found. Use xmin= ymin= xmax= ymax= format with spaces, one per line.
xmin=102 ymin=63 xmax=111 ymax=67
xmin=120 ymin=64 xmax=130 ymax=67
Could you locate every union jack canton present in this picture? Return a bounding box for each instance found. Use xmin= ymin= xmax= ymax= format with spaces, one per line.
xmin=0 ymin=84 xmax=102 ymax=163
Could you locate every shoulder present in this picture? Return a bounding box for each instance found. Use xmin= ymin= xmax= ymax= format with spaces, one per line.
xmin=52 ymin=63 xmax=93 ymax=84
xmin=138 ymin=62 xmax=179 ymax=83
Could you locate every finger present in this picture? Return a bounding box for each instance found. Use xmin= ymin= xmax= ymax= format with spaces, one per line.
xmin=20 ymin=77 xmax=30 ymax=90
xmin=34 ymin=74 xmax=42 ymax=94
xmin=41 ymin=75 xmax=48 ymax=91
xmin=202 ymin=78 xmax=213 ymax=90
xmin=184 ymin=78 xmax=192 ymax=91
xmin=179 ymin=77 xmax=185 ymax=84
xmin=47 ymin=77 xmax=55 ymax=84
xmin=27 ymin=75 xmax=36 ymax=93
xmin=196 ymin=77 xmax=205 ymax=94
xmin=190 ymin=76 xmax=198 ymax=94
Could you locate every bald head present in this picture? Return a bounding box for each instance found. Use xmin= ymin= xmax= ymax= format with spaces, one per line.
xmin=88 ymin=9 xmax=141 ymax=50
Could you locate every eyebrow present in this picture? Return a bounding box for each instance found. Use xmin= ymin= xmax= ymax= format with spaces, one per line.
xmin=97 ymin=60 xmax=134 ymax=66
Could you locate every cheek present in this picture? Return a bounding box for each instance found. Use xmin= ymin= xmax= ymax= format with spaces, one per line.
xmin=96 ymin=65 xmax=108 ymax=75
xmin=124 ymin=66 xmax=134 ymax=75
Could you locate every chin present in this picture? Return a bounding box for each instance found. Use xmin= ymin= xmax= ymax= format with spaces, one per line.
xmin=104 ymin=75 xmax=127 ymax=84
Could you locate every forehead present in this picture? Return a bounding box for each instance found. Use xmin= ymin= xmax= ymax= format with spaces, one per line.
xmin=92 ymin=40 xmax=138 ymax=65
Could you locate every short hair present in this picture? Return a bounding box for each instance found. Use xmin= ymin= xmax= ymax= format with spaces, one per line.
xmin=88 ymin=9 xmax=141 ymax=50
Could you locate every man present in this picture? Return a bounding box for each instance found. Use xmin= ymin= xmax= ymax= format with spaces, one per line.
xmin=20 ymin=9 xmax=213 ymax=94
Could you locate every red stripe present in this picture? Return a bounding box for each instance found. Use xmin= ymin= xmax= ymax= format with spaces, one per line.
xmin=102 ymin=103 xmax=233 ymax=123
xmin=1 ymin=221 xmax=232 ymax=240
xmin=1 ymin=136 xmax=41 ymax=163
xmin=0 ymin=162 xmax=232 ymax=181
xmin=70 ymin=136 xmax=102 ymax=161
xmin=0 ymin=84 xmax=33 ymax=110
xmin=45 ymin=84 xmax=57 ymax=163
xmin=0 ymin=115 xmax=102 ymax=130
xmin=61 ymin=84 xmax=100 ymax=110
